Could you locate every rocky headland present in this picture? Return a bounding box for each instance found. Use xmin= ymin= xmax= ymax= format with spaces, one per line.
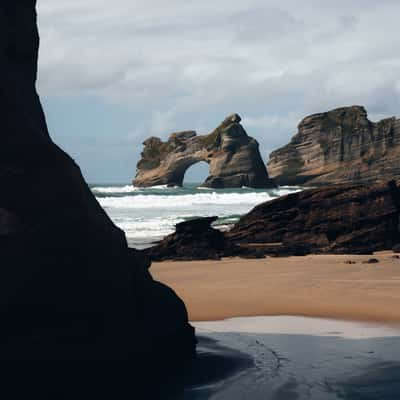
xmin=267 ymin=106 xmax=400 ymax=186
xmin=134 ymin=113 xmax=275 ymax=189
xmin=146 ymin=181 xmax=400 ymax=261
xmin=1 ymin=1 xmax=195 ymax=397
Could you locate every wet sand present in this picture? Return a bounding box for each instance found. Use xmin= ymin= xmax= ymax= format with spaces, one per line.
xmin=178 ymin=317 xmax=400 ymax=399
xmin=152 ymin=251 xmax=400 ymax=324
xmin=184 ymin=325 xmax=400 ymax=399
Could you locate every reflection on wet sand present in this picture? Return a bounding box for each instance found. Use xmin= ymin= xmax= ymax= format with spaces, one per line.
xmin=180 ymin=318 xmax=400 ymax=399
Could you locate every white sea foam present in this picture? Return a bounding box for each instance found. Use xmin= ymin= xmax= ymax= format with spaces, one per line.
xmin=275 ymin=186 xmax=303 ymax=196
xmin=146 ymin=184 xmax=177 ymax=189
xmin=91 ymin=184 xmax=176 ymax=194
xmin=91 ymin=185 xmax=138 ymax=194
xmin=93 ymin=185 xmax=302 ymax=247
xmin=196 ymin=186 xmax=213 ymax=190
xmin=98 ymin=192 xmax=277 ymax=209
xmin=115 ymin=216 xmax=183 ymax=239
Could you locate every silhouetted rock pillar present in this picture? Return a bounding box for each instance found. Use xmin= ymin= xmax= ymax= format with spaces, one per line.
xmin=0 ymin=2 xmax=195 ymax=385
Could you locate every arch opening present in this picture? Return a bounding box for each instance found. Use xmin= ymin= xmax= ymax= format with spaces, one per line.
xmin=183 ymin=161 xmax=210 ymax=187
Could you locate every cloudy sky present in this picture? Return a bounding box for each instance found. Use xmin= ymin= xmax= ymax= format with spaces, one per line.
xmin=36 ymin=0 xmax=400 ymax=183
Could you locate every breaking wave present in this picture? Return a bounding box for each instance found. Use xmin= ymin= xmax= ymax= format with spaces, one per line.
xmin=91 ymin=184 xmax=301 ymax=248
xmin=97 ymin=191 xmax=279 ymax=210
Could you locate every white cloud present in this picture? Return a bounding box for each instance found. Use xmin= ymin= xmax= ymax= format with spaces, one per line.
xmin=36 ymin=0 xmax=400 ymax=181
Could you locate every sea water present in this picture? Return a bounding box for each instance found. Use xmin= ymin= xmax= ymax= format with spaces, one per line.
xmin=91 ymin=183 xmax=301 ymax=249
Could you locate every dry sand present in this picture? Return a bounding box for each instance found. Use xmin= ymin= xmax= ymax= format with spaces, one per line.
xmin=151 ymin=251 xmax=400 ymax=324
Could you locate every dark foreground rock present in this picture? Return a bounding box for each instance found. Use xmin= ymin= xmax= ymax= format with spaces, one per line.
xmin=228 ymin=181 xmax=400 ymax=255
xmin=0 ymin=2 xmax=195 ymax=397
xmin=134 ymin=113 xmax=275 ymax=189
xmin=268 ymin=106 xmax=400 ymax=186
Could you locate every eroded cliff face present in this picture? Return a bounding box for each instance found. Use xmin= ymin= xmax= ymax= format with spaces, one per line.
xmin=134 ymin=114 xmax=275 ymax=188
xmin=267 ymin=106 xmax=400 ymax=186
xmin=0 ymin=1 xmax=195 ymax=393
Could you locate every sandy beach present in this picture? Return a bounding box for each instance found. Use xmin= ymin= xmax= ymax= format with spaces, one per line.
xmin=152 ymin=251 xmax=400 ymax=324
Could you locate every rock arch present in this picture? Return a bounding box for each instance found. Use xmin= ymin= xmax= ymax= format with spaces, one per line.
xmin=133 ymin=114 xmax=276 ymax=189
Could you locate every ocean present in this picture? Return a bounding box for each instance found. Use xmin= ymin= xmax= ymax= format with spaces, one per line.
xmin=91 ymin=183 xmax=301 ymax=249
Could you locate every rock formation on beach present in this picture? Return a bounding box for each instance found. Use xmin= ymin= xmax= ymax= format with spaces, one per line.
xmin=228 ymin=180 xmax=400 ymax=255
xmin=134 ymin=113 xmax=275 ymax=188
xmin=267 ymin=106 xmax=400 ymax=186
xmin=147 ymin=181 xmax=400 ymax=260
xmin=145 ymin=217 xmax=230 ymax=261
xmin=0 ymin=1 xmax=195 ymax=396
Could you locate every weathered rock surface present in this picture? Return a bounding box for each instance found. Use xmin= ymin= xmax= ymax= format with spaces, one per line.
xmin=145 ymin=217 xmax=229 ymax=261
xmin=1 ymin=1 xmax=195 ymax=396
xmin=228 ymin=181 xmax=400 ymax=255
xmin=267 ymin=106 xmax=400 ymax=186
xmin=145 ymin=217 xmax=275 ymax=261
xmin=134 ymin=114 xmax=275 ymax=188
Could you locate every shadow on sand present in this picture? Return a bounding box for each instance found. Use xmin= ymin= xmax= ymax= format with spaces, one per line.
xmin=181 ymin=332 xmax=400 ymax=400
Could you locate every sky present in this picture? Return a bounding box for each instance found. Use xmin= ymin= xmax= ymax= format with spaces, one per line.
xmin=36 ymin=0 xmax=400 ymax=183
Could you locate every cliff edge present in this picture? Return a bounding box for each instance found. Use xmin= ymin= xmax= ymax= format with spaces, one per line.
xmin=267 ymin=106 xmax=400 ymax=186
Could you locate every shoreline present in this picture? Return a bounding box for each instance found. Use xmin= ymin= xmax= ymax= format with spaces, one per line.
xmin=152 ymin=251 xmax=400 ymax=325
xmin=192 ymin=315 xmax=400 ymax=338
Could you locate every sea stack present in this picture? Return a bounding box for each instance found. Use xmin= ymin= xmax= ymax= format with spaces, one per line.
xmin=0 ymin=0 xmax=195 ymax=395
xmin=267 ymin=106 xmax=400 ymax=186
xmin=134 ymin=113 xmax=276 ymax=188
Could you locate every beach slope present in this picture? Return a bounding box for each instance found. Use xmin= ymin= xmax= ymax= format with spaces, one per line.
xmin=152 ymin=252 xmax=400 ymax=323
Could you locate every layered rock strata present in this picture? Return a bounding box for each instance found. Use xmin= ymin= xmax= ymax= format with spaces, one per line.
xmin=134 ymin=114 xmax=275 ymax=188
xmin=0 ymin=1 xmax=195 ymax=395
xmin=268 ymin=106 xmax=400 ymax=186
xmin=228 ymin=180 xmax=400 ymax=255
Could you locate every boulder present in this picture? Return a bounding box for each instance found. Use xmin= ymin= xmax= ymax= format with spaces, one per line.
xmin=134 ymin=113 xmax=275 ymax=189
xmin=267 ymin=106 xmax=400 ymax=186
xmin=362 ymin=258 xmax=380 ymax=264
xmin=145 ymin=217 xmax=229 ymax=261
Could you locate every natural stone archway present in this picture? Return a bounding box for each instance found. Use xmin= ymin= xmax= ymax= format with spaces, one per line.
xmin=182 ymin=160 xmax=210 ymax=184
xmin=134 ymin=114 xmax=276 ymax=189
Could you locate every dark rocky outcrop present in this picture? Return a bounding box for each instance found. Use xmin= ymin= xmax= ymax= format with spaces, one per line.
xmin=1 ymin=1 xmax=195 ymax=397
xmin=228 ymin=181 xmax=400 ymax=255
xmin=362 ymin=258 xmax=380 ymax=264
xmin=267 ymin=106 xmax=400 ymax=186
xmin=147 ymin=181 xmax=400 ymax=260
xmin=134 ymin=114 xmax=275 ymax=188
xmin=144 ymin=217 xmax=272 ymax=261
xmin=145 ymin=217 xmax=230 ymax=261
